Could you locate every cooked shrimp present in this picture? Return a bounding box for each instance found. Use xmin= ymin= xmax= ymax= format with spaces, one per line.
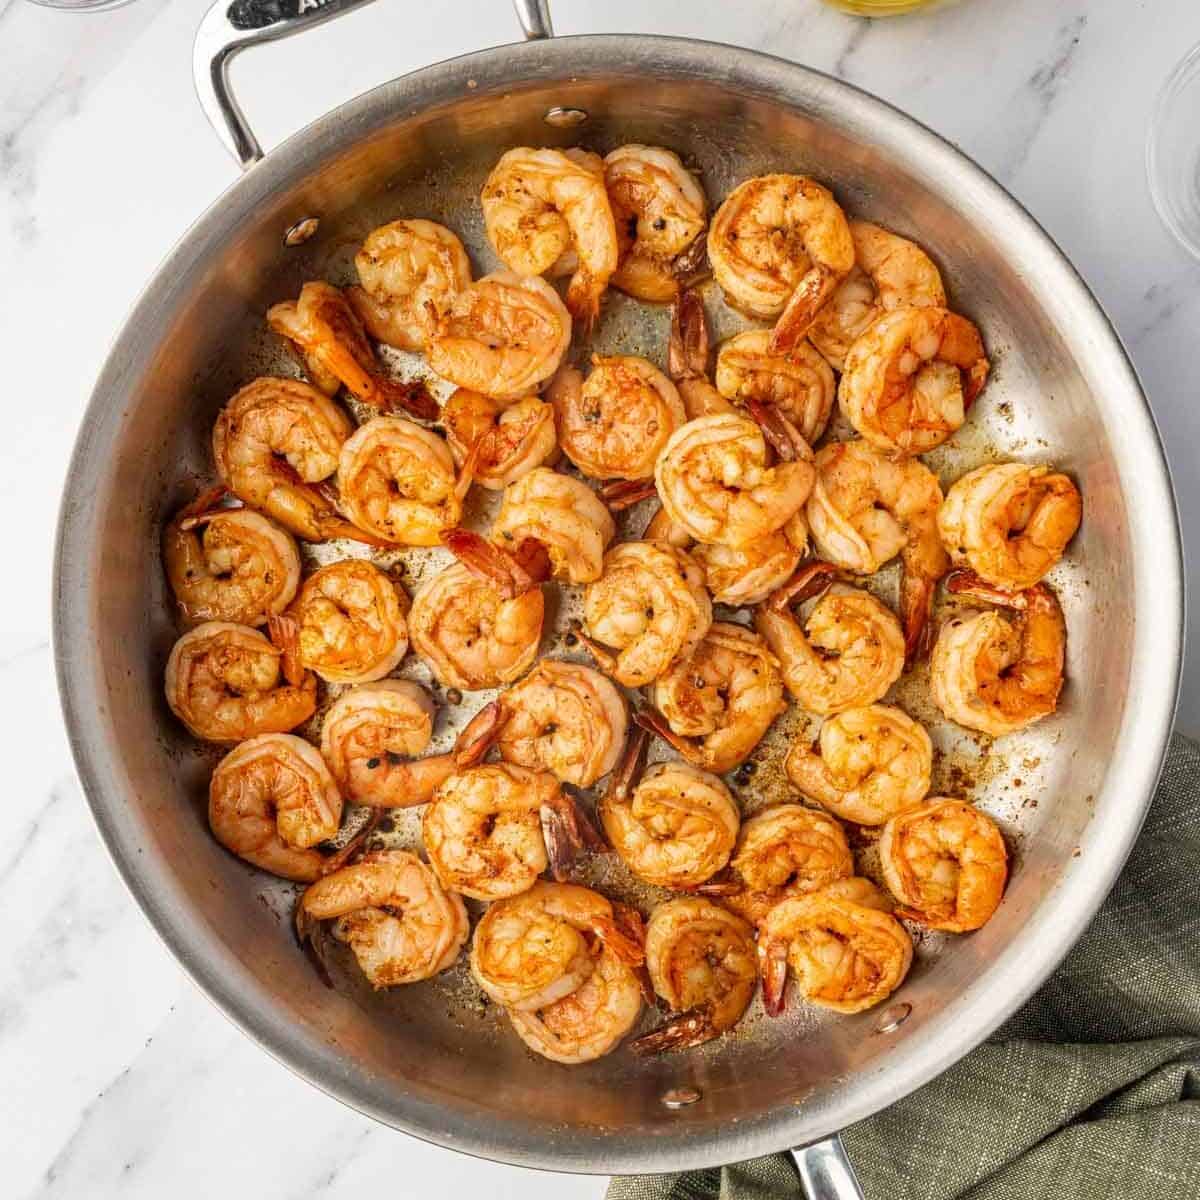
xmin=507 ymin=942 xmax=644 ymax=1064
xmin=422 ymin=761 xmax=600 ymax=900
xmin=755 ymin=562 xmax=905 ymax=715
xmin=714 ymin=331 xmax=836 ymax=445
xmin=409 ymin=531 xmax=546 ymax=690
xmin=293 ymin=559 xmax=408 ymax=684
xmin=758 ymin=877 xmax=913 ymax=1014
xmin=209 ymin=732 xmax=342 ymax=882
xmin=694 ymin=517 xmax=809 ymax=607
xmin=718 ymin=803 xmax=853 ymax=927
xmin=487 ymin=659 xmax=628 ymax=788
xmin=655 ymin=413 xmax=814 ymax=549
xmin=163 ymin=487 xmax=300 ymax=626
xmin=470 ymin=881 xmax=642 ymax=1011
xmin=441 ymin=389 xmax=558 ymax=490
xmin=643 ymin=622 xmax=786 ymax=773
xmin=667 ymin=288 xmax=737 ymax=420
xmin=165 ymin=619 xmax=315 ymax=743
xmin=482 ymin=147 xmax=619 ymax=324
xmin=808 ymin=220 xmax=946 ymax=371
xmin=839 ymin=307 xmax=989 ymax=455
xmin=547 ymin=356 xmax=686 ymax=482
xmin=603 ymin=144 xmax=708 ymax=303
xmin=807 ymin=439 xmax=948 ymax=660
xmin=320 ymin=680 xmax=456 ymax=807
xmin=345 ymin=218 xmax=471 ymax=352
xmin=930 ymin=571 xmax=1065 ymax=736
xmin=879 ymin=798 xmax=1008 ymax=932
xmin=938 ymin=463 xmax=1082 ymax=590
xmin=337 ymin=416 xmax=474 ymax=547
xmin=708 ymin=174 xmax=854 ymax=351
xmin=427 ymin=271 xmax=571 ymax=400
xmin=600 ymin=729 xmax=740 ymax=888
xmin=266 ymin=281 xmax=437 ymax=419
xmin=631 ymin=897 xmax=756 ymax=1053
xmin=786 ymin=704 xmax=932 ymax=825
xmin=213 ymin=377 xmax=382 ymax=545
xmin=297 ymin=850 xmax=468 ymax=986
xmin=491 ymin=467 xmax=615 ymax=584
xmin=579 ymin=541 xmax=712 ymax=688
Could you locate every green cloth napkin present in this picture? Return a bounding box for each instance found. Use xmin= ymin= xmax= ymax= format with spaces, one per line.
xmin=610 ymin=733 xmax=1200 ymax=1200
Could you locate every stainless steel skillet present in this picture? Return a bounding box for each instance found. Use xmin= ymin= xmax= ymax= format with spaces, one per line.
xmin=54 ymin=0 xmax=1183 ymax=1194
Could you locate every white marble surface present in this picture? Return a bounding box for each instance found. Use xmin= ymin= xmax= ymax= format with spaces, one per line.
xmin=2 ymin=0 xmax=1198 ymax=1195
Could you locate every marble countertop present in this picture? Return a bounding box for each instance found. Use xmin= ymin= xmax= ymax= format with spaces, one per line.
xmin=3 ymin=0 xmax=1198 ymax=1195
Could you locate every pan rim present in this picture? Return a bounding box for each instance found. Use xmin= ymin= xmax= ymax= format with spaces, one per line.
xmin=54 ymin=32 xmax=1185 ymax=1174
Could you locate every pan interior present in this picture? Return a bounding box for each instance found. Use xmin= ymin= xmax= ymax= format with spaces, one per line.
xmin=60 ymin=43 xmax=1173 ymax=1173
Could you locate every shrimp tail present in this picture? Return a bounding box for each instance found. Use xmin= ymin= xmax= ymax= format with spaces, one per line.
xmin=373 ymin=374 xmax=440 ymax=421
xmin=453 ymin=699 xmax=508 ymax=767
xmin=566 ymin=273 xmax=603 ymax=332
xmin=745 ymin=398 xmax=813 ymax=464
xmin=632 ymin=705 xmax=696 ymax=765
xmin=594 ymin=905 xmax=646 ymax=967
xmin=668 ymin=288 xmax=710 ymax=382
xmin=768 ymin=265 xmax=838 ymax=355
xmin=945 ymin=569 xmax=1027 ymax=608
xmin=571 ymin=621 xmax=620 ymax=676
xmin=598 ymin=478 xmax=658 ymax=512
xmin=605 ymin=724 xmax=651 ymax=805
xmin=758 ymin=936 xmax=790 ymax=1017
xmin=442 ymin=528 xmax=548 ymax=598
xmin=630 ymin=1008 xmax=718 ymax=1055
xmin=320 ymin=807 xmax=383 ymax=876
xmin=543 ymin=791 xmax=605 ymax=881
xmin=176 ymin=484 xmax=236 ymax=530
xmin=558 ymin=791 xmax=607 ymax=852
xmin=766 ymin=560 xmax=840 ymax=613
xmin=267 ymin=614 xmax=305 ymax=687
xmin=672 ymin=238 xmax=711 ymax=291
xmin=686 ymin=872 xmax=743 ymax=898
xmin=901 ymin=570 xmax=938 ymax=666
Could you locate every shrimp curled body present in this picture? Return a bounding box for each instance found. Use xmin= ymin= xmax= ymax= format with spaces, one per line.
xmin=428 ymin=271 xmax=571 ymax=401
xmin=879 ymin=798 xmax=1008 ymax=932
xmin=723 ymin=803 xmax=854 ymax=926
xmin=163 ymin=494 xmax=301 ymax=627
xmin=298 ymin=850 xmax=468 ymax=986
xmin=494 ymin=659 xmax=628 ymax=788
xmin=839 ymin=307 xmax=988 ymax=455
xmin=208 ymin=732 xmax=342 ymax=882
xmin=482 ymin=148 xmax=619 ymax=324
xmin=655 ymin=413 xmax=814 ymax=549
xmin=930 ymin=573 xmax=1065 ymax=736
xmin=648 ymin=622 xmax=786 ymax=773
xmin=786 ymin=704 xmax=932 ymax=825
xmin=632 ymin=898 xmax=756 ymax=1053
xmin=293 ymin=559 xmax=409 ymax=684
xmin=347 ymin=218 xmax=471 ymax=352
xmin=938 ymin=463 xmax=1082 ymax=591
xmin=808 ymin=221 xmax=946 ymax=371
xmin=755 ymin=565 xmax=905 ymax=716
xmin=758 ymin=878 xmax=913 ymax=1015
xmin=582 ymin=541 xmax=712 ymax=688
xmin=165 ymin=620 xmax=316 ymax=743
xmin=708 ymin=174 xmax=854 ymax=352
xmin=601 ymin=761 xmax=740 ymax=889
xmin=319 ymin=680 xmax=456 ymax=808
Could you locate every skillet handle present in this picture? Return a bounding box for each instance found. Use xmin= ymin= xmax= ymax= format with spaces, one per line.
xmin=789 ymin=1135 xmax=866 ymax=1200
xmin=193 ymin=0 xmax=556 ymax=170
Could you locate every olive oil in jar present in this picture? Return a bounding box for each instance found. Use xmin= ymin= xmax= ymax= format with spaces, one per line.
xmin=821 ymin=0 xmax=951 ymax=14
